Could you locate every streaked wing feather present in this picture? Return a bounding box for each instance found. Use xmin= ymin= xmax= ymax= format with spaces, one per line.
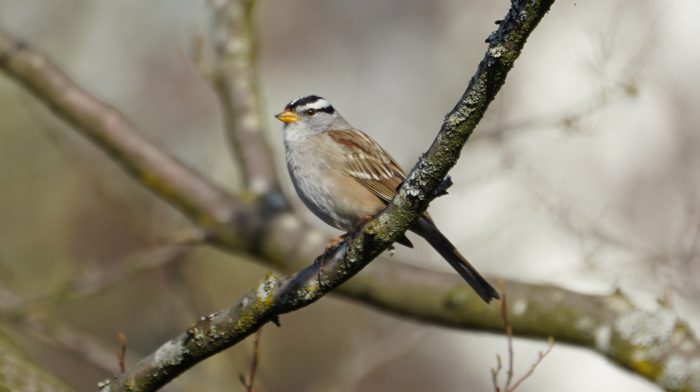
xmin=326 ymin=130 xmax=405 ymax=204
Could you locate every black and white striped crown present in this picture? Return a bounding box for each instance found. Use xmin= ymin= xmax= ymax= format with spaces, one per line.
xmin=286 ymin=95 xmax=336 ymax=114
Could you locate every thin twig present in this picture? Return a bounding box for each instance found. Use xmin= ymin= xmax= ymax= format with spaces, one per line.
xmin=239 ymin=327 xmax=264 ymax=392
xmin=508 ymin=337 xmax=555 ymax=391
xmin=27 ymin=320 xmax=128 ymax=376
xmin=116 ymin=332 xmax=128 ymax=374
xmin=492 ymin=281 xmax=555 ymax=392
xmin=501 ymin=288 xmax=514 ymax=390
xmin=491 ymin=354 xmax=502 ymax=392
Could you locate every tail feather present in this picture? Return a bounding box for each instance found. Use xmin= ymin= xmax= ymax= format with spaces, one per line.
xmin=413 ymin=218 xmax=500 ymax=303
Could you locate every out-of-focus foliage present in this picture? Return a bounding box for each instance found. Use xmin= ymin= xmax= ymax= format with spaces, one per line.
xmin=0 ymin=331 xmax=73 ymax=391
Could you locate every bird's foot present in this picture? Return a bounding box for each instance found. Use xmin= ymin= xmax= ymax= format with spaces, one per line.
xmin=324 ymin=215 xmax=376 ymax=253
xmin=324 ymin=234 xmax=347 ymax=252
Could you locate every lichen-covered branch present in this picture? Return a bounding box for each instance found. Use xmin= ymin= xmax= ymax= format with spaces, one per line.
xmin=97 ymin=0 xmax=559 ymax=390
xmin=209 ymin=0 xmax=280 ymax=194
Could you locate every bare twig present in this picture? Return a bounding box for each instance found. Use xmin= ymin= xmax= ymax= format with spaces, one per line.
xmin=491 ymin=282 xmax=554 ymax=392
xmin=27 ymin=320 xmax=128 ymax=376
xmin=239 ymin=327 xmax=263 ymax=392
xmin=491 ymin=354 xmax=502 ymax=392
xmin=116 ymin=332 xmax=128 ymax=374
xmin=508 ymin=337 xmax=554 ymax=391
xmin=501 ymin=289 xmax=515 ymax=390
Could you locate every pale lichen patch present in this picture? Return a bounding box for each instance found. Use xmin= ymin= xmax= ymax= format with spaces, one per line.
xmin=444 ymin=289 xmax=471 ymax=310
xmin=209 ymin=323 xmax=224 ymax=339
xmin=658 ymin=355 xmax=700 ymax=390
xmin=97 ymin=379 xmax=111 ymax=391
xmin=594 ymin=325 xmax=611 ymax=353
xmin=575 ymin=316 xmax=594 ymax=331
xmin=154 ymin=340 xmax=184 ymax=368
xmin=614 ymin=309 xmax=676 ymax=347
xmin=631 ymin=349 xmax=648 ymax=363
xmin=258 ymin=273 xmax=279 ymax=302
xmin=488 ymin=44 xmax=506 ymax=58
xmin=257 ymin=281 xmax=271 ymax=302
xmin=512 ymin=299 xmax=528 ymax=316
xmin=680 ymin=340 xmax=695 ymax=352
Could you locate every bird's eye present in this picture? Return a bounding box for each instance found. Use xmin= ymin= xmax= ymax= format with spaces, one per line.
xmin=305 ymin=109 xmax=317 ymax=116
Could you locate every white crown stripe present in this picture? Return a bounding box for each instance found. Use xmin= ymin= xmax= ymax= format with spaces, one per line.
xmin=297 ymin=99 xmax=331 ymax=112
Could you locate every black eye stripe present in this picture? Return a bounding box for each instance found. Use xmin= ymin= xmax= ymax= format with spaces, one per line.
xmin=286 ymin=95 xmax=335 ymax=115
xmin=314 ymin=105 xmax=335 ymax=114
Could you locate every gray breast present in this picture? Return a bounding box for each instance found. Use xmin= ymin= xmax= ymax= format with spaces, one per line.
xmin=285 ymin=139 xmax=352 ymax=230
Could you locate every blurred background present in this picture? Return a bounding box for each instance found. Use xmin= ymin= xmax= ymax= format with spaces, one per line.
xmin=1 ymin=0 xmax=698 ymax=390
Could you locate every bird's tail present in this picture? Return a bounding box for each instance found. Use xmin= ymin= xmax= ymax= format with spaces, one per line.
xmin=413 ymin=218 xmax=500 ymax=303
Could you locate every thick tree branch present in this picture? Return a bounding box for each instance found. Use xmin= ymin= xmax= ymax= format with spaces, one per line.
xmin=256 ymin=213 xmax=700 ymax=392
xmin=341 ymin=263 xmax=700 ymax=392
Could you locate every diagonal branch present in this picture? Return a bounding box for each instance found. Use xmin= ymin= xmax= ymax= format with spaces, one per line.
xmin=92 ymin=1 xmax=557 ymax=390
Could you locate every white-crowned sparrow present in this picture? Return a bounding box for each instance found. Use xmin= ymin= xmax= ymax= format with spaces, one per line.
xmin=276 ymin=95 xmax=499 ymax=303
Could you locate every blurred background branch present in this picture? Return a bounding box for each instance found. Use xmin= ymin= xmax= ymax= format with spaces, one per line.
xmin=0 ymin=29 xmax=238 ymax=229
xmin=0 ymin=330 xmax=74 ymax=391
xmin=208 ymin=0 xmax=280 ymax=194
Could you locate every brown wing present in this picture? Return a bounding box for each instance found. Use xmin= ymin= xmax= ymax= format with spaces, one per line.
xmin=326 ymin=129 xmax=406 ymax=204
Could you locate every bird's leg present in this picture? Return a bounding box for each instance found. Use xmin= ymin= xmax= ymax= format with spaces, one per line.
xmin=323 ymin=214 xmax=375 ymax=253
xmin=324 ymin=234 xmax=346 ymax=252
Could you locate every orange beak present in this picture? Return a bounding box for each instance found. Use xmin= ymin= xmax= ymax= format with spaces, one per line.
xmin=275 ymin=110 xmax=298 ymax=124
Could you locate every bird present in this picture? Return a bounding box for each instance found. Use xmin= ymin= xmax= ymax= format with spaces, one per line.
xmin=275 ymin=95 xmax=499 ymax=303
